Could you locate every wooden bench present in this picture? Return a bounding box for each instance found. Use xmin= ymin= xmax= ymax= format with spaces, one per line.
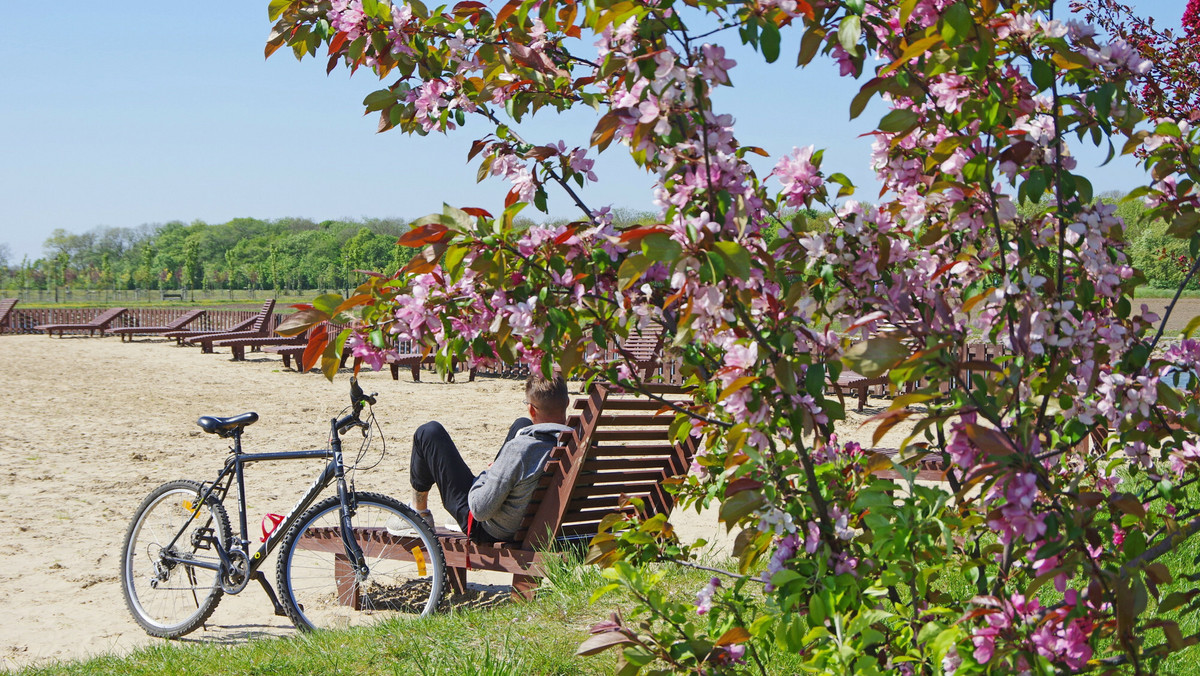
xmin=109 ymin=309 xmax=206 ymax=342
xmin=35 ymin=307 xmax=128 ymax=337
xmin=164 ymin=299 xmax=274 ymax=345
xmin=298 ymin=381 xmax=696 ymax=601
xmin=183 ymin=300 xmax=277 ymax=353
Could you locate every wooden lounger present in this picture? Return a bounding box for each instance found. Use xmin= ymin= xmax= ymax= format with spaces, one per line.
xmin=182 ymin=300 xmax=277 ymax=353
xmin=36 ymin=307 xmax=128 ymax=338
xmin=108 ymin=309 xmax=206 ymax=342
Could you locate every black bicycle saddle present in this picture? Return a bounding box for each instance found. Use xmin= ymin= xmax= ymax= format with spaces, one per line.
xmin=196 ymin=412 xmax=259 ymax=437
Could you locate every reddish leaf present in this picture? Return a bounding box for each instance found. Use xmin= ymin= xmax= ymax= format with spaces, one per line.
xmin=554 ymin=226 xmax=579 ymax=245
xmin=715 ymin=627 xmax=750 ymax=646
xmin=467 ymin=139 xmax=491 ymax=161
xmin=277 ymin=309 xmax=328 ymax=336
xmin=461 ymin=206 xmax=493 ymax=218
xmin=590 ymin=110 xmax=622 ymax=151
xmin=397 ymin=223 xmax=451 ymax=247
xmin=504 ymin=188 xmax=520 ymax=207
xmin=1110 ymin=493 xmax=1146 ymax=518
xmin=617 ymin=225 xmax=666 ymax=243
xmin=526 ymin=145 xmax=557 ymax=161
xmin=726 ymin=478 xmax=763 ymax=495
xmin=302 ymin=328 xmax=331 ymax=373
xmin=576 ymin=631 xmax=634 ymax=656
xmin=963 ymin=424 xmax=1016 ymax=456
xmin=566 ymin=24 xmax=581 ymax=38
xmin=495 ymin=0 xmax=522 ymax=25
xmin=334 ymin=294 xmax=374 ymax=316
xmin=290 ymin=303 xmax=315 ymax=311
xmin=328 ymin=31 xmax=349 ymax=55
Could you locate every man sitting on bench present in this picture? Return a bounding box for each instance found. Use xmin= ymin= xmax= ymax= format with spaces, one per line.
xmin=389 ymin=372 xmax=572 ymax=541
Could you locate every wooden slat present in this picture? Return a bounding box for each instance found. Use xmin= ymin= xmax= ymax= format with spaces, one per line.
xmin=594 ymin=414 xmax=673 ymax=427
xmin=589 ymin=444 xmax=678 ymax=457
xmin=583 ymin=457 xmax=671 ymax=473
xmin=593 ymin=429 xmax=673 ymax=442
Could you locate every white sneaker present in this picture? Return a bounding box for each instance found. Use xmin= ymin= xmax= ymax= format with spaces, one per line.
xmin=386 ymin=508 xmax=435 ymax=536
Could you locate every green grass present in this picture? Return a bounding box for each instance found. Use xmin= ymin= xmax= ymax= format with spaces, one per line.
xmin=1133 ymin=287 xmax=1200 ymax=299
xmin=14 ymin=552 xmax=724 ymax=676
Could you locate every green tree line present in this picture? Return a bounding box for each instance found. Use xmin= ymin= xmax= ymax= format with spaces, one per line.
xmin=0 ymin=199 xmax=1190 ymax=293
xmin=0 ymin=217 xmax=418 ymax=294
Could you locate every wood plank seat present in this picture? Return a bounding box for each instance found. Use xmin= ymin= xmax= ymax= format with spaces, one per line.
xmin=212 ymin=327 xmax=307 ymax=361
xmin=183 ymin=299 xmax=277 ymax=353
xmin=163 ymin=299 xmax=274 ymax=345
xmin=833 ymin=369 xmax=890 ymax=412
xmin=296 ymin=381 xmax=696 ymax=602
xmin=108 ymin=309 xmax=206 ymax=342
xmin=0 ymin=299 xmax=18 ymax=333
xmin=35 ymin=307 xmax=128 ymax=337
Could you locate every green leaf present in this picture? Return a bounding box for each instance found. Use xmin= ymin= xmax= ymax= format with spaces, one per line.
xmin=618 ymin=254 xmax=652 ymax=290
xmin=940 ymin=3 xmax=972 ymax=46
xmin=1155 ymin=121 xmax=1182 ymax=138
xmin=879 ymin=109 xmax=919 ymax=133
xmin=1183 ymin=315 xmax=1200 ymax=339
xmin=311 ymin=294 xmax=342 ymax=315
xmin=761 ymin=22 xmax=781 ymax=63
xmin=719 ymin=490 xmax=764 ymax=529
xmin=797 ymin=28 xmax=824 ymax=66
xmin=838 ymin=15 xmax=862 ymax=54
xmin=642 ymin=232 xmax=682 ymax=262
xmin=714 ymin=241 xmax=751 ymax=279
xmin=1166 ymin=211 xmax=1200 ymax=238
xmin=268 ymin=0 xmax=292 ymax=21
xmin=843 ymin=337 xmax=909 ymax=378
xmin=1030 ymin=59 xmax=1053 ymax=92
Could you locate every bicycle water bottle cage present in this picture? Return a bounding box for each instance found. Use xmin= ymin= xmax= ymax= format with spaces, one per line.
xmin=196 ymin=412 xmax=260 ymax=438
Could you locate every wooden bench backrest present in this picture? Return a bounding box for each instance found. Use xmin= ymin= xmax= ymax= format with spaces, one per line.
xmin=0 ymin=299 xmax=16 ymax=328
xmin=516 ymin=383 xmax=695 ymax=549
xmin=250 ymin=299 xmax=277 ymax=332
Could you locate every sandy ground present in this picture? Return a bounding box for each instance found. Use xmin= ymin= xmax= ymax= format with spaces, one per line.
xmin=0 ymin=333 xmax=918 ymax=671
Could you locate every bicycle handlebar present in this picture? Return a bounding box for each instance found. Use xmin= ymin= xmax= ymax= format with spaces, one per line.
xmin=349 ymin=377 xmax=377 ymax=409
xmin=335 ymin=378 xmax=378 ymax=436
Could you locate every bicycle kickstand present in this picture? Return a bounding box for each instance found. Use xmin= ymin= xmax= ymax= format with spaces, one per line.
xmin=253 ymin=571 xmax=288 ymax=617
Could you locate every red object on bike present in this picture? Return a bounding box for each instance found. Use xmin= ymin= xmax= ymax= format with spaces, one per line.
xmin=261 ymin=513 xmax=285 ymax=542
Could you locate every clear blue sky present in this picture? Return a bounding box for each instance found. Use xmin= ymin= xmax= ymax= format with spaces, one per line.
xmin=0 ymin=1 xmax=1184 ymax=262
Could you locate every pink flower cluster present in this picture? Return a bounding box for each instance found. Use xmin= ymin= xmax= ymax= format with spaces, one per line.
xmin=985 ymin=472 xmax=1046 ymax=545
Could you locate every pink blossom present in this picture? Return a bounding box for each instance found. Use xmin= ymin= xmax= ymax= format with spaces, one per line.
xmin=773 ymin=146 xmax=823 ymax=207
xmin=695 ymin=577 xmax=721 ymax=614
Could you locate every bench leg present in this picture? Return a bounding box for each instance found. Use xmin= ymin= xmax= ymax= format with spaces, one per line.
xmin=411 ymin=364 xmax=420 ymax=382
xmin=390 ymin=363 xmax=400 ymax=381
xmin=447 ymin=567 xmax=467 ymax=595
xmin=232 ymin=345 xmax=244 ymax=361
xmin=334 ymin=554 xmax=361 ymax=609
xmin=511 ymin=574 xmax=540 ymax=601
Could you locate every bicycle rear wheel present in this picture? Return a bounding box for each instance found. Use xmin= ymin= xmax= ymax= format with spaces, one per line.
xmin=276 ymin=491 xmax=445 ymax=631
xmin=120 ymin=480 xmax=230 ymax=637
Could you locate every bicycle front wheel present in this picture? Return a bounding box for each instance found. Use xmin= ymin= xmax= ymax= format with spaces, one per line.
xmin=276 ymin=491 xmax=445 ymax=631
xmin=120 ymin=480 xmax=230 ymax=638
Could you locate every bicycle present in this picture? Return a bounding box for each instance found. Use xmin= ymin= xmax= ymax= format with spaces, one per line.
xmin=120 ymin=378 xmax=446 ymax=637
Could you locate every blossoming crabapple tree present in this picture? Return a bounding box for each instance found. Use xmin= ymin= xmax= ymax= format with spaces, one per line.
xmin=268 ymin=0 xmax=1200 ymax=672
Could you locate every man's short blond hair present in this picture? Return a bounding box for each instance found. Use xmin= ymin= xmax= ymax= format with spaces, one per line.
xmin=526 ymin=372 xmax=568 ymax=417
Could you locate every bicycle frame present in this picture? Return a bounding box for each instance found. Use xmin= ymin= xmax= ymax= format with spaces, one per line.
xmin=159 ymin=411 xmax=369 ymax=592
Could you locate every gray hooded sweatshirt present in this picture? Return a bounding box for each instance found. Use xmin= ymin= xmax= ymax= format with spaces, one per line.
xmin=468 ymin=422 xmax=573 ymax=540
